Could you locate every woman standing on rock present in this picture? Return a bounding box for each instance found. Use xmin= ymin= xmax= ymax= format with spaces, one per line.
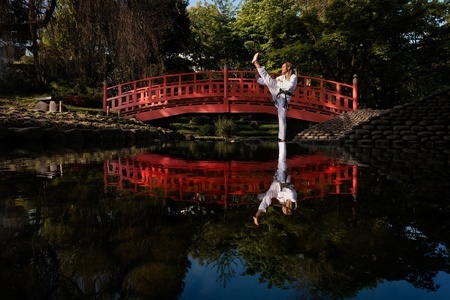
xmin=252 ymin=53 xmax=297 ymax=142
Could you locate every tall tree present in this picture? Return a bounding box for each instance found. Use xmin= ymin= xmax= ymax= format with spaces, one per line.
xmin=40 ymin=0 xmax=190 ymax=88
xmin=234 ymin=0 xmax=306 ymax=70
xmin=0 ymin=0 xmax=57 ymax=79
xmin=187 ymin=0 xmax=245 ymax=70
xmin=234 ymin=0 xmax=450 ymax=108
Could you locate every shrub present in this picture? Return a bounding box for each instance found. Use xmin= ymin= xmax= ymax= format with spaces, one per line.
xmin=198 ymin=124 xmax=215 ymax=136
xmin=0 ymin=66 xmax=50 ymax=95
xmin=214 ymin=116 xmax=236 ymax=138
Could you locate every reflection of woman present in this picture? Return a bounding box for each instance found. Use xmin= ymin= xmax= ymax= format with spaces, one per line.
xmin=252 ymin=53 xmax=297 ymax=142
xmin=253 ymin=142 xmax=297 ymax=226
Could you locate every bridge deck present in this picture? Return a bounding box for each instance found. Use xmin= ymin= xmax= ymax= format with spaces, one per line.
xmin=104 ymin=70 xmax=358 ymax=123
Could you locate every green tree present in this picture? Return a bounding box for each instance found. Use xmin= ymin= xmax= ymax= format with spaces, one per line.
xmin=187 ymin=0 xmax=245 ymax=70
xmin=0 ymin=0 xmax=57 ymax=80
xmin=234 ymin=0 xmax=449 ymax=108
xmin=310 ymin=0 xmax=450 ymax=108
xmin=40 ymin=0 xmax=190 ymax=90
xmin=234 ymin=0 xmax=305 ymax=70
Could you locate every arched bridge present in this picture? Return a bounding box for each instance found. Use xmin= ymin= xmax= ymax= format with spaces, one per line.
xmin=103 ymin=69 xmax=358 ymax=123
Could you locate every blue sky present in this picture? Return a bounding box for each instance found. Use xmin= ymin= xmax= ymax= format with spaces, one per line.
xmin=188 ymin=0 xmax=210 ymax=7
xmin=188 ymin=0 xmax=240 ymax=8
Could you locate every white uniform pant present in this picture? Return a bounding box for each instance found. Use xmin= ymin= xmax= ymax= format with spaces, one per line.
xmin=257 ymin=67 xmax=288 ymax=141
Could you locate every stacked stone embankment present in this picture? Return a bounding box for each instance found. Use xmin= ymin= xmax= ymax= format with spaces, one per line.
xmin=0 ymin=107 xmax=185 ymax=149
xmin=294 ymin=88 xmax=450 ymax=151
xmin=339 ymin=89 xmax=450 ymax=149
xmin=293 ymin=109 xmax=385 ymax=144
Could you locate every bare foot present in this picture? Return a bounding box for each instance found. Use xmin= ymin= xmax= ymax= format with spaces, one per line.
xmin=253 ymin=216 xmax=259 ymax=226
xmin=252 ymin=52 xmax=259 ymax=64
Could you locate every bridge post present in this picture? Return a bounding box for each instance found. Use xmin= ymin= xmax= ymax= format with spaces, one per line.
xmin=224 ymin=64 xmax=229 ymax=112
xmin=103 ymin=80 xmax=108 ymax=116
xmin=353 ymin=74 xmax=358 ymax=110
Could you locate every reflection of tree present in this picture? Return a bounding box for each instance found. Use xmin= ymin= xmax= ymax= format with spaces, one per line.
xmin=210 ymin=249 xmax=242 ymax=288
xmin=189 ymin=185 xmax=450 ymax=299
xmin=2 ymin=157 xmax=450 ymax=299
xmin=0 ymin=166 xmax=194 ymax=299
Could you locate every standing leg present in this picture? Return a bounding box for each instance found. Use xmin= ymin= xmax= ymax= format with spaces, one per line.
xmin=277 ymin=103 xmax=287 ymax=141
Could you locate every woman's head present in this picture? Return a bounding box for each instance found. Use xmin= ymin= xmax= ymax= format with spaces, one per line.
xmin=282 ymin=62 xmax=294 ymax=78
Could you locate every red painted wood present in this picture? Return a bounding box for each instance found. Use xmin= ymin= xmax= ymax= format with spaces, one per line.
xmin=104 ymin=70 xmax=358 ymax=123
xmin=104 ymin=152 xmax=358 ymax=207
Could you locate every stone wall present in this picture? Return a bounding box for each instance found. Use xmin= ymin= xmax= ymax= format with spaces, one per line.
xmin=294 ymin=88 xmax=450 ymax=151
xmin=0 ymin=107 xmax=186 ymax=150
xmin=340 ymin=89 xmax=450 ymax=150
xmin=0 ymin=126 xmax=184 ymax=150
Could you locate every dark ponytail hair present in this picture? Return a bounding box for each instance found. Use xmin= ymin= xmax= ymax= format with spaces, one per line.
xmin=284 ymin=62 xmax=294 ymax=79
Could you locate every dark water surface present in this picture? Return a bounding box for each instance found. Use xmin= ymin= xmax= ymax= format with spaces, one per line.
xmin=1 ymin=141 xmax=449 ymax=300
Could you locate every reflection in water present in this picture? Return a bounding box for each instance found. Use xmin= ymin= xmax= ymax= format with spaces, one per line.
xmin=104 ymin=143 xmax=357 ymax=210
xmin=0 ymin=142 xmax=449 ymax=300
xmin=253 ymin=142 xmax=299 ymax=225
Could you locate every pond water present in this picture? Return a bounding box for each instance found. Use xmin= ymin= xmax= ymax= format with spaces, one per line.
xmin=0 ymin=141 xmax=449 ymax=300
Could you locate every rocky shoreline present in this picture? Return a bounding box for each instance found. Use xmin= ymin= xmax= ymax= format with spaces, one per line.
xmin=294 ymin=88 xmax=450 ymax=151
xmin=0 ymin=106 xmax=186 ymax=149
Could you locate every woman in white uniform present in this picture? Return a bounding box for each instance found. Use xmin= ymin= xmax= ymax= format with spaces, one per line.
xmin=253 ymin=142 xmax=297 ymax=226
xmin=252 ymin=53 xmax=297 ymax=142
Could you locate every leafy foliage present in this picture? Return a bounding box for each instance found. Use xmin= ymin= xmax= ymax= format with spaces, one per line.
xmin=187 ymin=0 xmax=246 ymax=70
xmin=1 ymin=0 xmax=449 ymax=109
xmin=214 ymin=116 xmax=237 ymax=138
xmin=234 ymin=0 xmax=450 ymax=108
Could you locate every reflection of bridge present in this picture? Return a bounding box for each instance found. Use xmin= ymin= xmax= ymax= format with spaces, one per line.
xmin=104 ymin=152 xmax=358 ymax=208
xmin=103 ymin=69 xmax=358 ymax=123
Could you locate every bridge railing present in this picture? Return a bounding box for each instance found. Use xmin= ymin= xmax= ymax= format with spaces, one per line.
xmin=103 ymin=69 xmax=358 ymax=121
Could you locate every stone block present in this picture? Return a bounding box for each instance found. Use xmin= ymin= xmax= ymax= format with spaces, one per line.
xmin=393 ymin=125 xmax=409 ymax=131
xmin=10 ymin=127 xmax=45 ymax=142
xmin=402 ymin=135 xmax=419 ymax=141
xmin=49 ymin=101 xmax=58 ymax=112
xmin=386 ymin=134 xmax=401 ymax=140
xmin=400 ymin=130 xmax=416 ymax=136
xmin=375 ymin=140 xmax=391 ymax=148
xmin=44 ymin=128 xmax=67 ymax=145
xmin=426 ymin=125 xmax=446 ymax=131
xmin=0 ymin=126 xmax=12 ymax=140
xmin=64 ymin=129 xmax=85 ymax=143
xmin=35 ymin=101 xmax=49 ymax=112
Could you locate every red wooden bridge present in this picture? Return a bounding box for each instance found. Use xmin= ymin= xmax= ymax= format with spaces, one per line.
xmin=103 ymin=68 xmax=358 ymax=123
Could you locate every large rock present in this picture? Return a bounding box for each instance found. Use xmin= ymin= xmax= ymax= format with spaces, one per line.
xmin=35 ymin=101 xmax=49 ymax=112
xmin=64 ymin=129 xmax=85 ymax=143
xmin=44 ymin=128 xmax=67 ymax=146
xmin=10 ymin=127 xmax=45 ymax=142
xmin=0 ymin=126 xmax=12 ymax=140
